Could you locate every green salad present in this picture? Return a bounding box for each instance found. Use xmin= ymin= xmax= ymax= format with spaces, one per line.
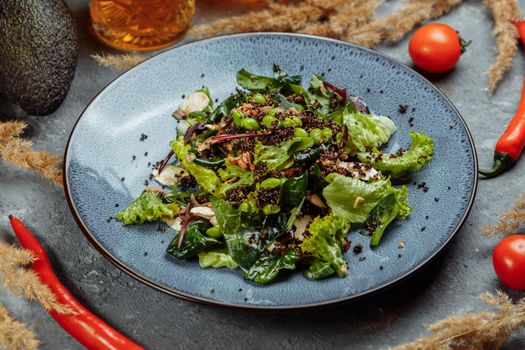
xmin=117 ymin=66 xmax=434 ymax=284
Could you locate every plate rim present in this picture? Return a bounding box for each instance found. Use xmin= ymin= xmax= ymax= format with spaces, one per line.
xmin=63 ymin=32 xmax=479 ymax=310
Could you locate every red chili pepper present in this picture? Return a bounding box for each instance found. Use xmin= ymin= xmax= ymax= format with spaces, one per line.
xmin=480 ymin=22 xmax=525 ymax=178
xmin=9 ymin=215 xmax=144 ymax=350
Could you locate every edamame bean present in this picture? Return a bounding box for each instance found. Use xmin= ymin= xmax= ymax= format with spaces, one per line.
xmin=294 ymin=128 xmax=309 ymax=138
xmin=206 ymin=227 xmax=222 ymax=238
xmin=260 ymin=178 xmax=282 ymax=190
xmin=321 ymin=128 xmax=333 ymax=141
xmin=266 ymin=108 xmax=279 ymax=118
xmin=280 ymin=118 xmax=296 ymax=128
xmin=243 ymin=118 xmax=260 ymax=130
xmin=252 ymin=93 xmax=266 ymax=105
xmin=291 ymin=116 xmax=303 ymax=127
xmin=238 ymin=202 xmax=249 ymax=213
xmin=263 ymin=204 xmax=281 ymax=215
xmin=310 ymin=128 xmax=322 ymax=144
xmin=262 ymin=115 xmax=277 ymax=128
xmin=232 ymin=110 xmax=244 ymax=127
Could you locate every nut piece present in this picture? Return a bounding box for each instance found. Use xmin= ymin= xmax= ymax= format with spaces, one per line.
xmin=190 ymin=206 xmax=215 ymax=218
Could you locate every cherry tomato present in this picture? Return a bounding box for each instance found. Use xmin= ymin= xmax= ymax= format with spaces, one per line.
xmin=493 ymin=235 xmax=525 ymax=290
xmin=409 ymin=23 xmax=465 ymax=73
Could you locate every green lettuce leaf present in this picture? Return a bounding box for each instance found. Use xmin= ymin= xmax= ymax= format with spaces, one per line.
xmin=217 ymin=162 xmax=254 ymax=196
xmin=358 ymin=131 xmax=434 ymax=178
xmin=305 ymin=259 xmax=336 ymax=280
xmin=166 ymin=220 xmax=220 ymax=259
xmin=323 ymin=174 xmax=394 ymax=223
xmin=171 ymin=138 xmax=222 ymax=195
xmin=198 ymin=249 xmax=238 ymax=269
xmin=394 ymin=185 xmax=412 ymax=220
xmin=255 ymin=137 xmax=314 ymax=170
xmin=245 ymin=250 xmax=300 ymax=284
xmin=336 ymin=111 xmax=396 ymax=154
xmin=116 ymin=191 xmax=179 ymax=225
xmin=301 ymin=214 xmax=350 ymax=277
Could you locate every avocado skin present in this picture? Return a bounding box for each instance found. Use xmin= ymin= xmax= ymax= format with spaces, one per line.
xmin=0 ymin=0 xmax=78 ymax=116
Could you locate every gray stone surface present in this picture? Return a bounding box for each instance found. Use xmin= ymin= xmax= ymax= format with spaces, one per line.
xmin=1 ymin=0 xmax=525 ymax=349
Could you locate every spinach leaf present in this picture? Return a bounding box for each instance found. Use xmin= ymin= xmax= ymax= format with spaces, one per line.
xmin=166 ymin=220 xmax=220 ymax=259
xmin=236 ymin=66 xmax=301 ymax=93
xmin=209 ymin=94 xmax=245 ymax=122
xmin=262 ymin=212 xmax=289 ymax=241
xmin=280 ymin=172 xmax=308 ymax=211
xmin=305 ymin=259 xmax=336 ymax=280
xmin=293 ymin=144 xmax=325 ymax=167
xmin=361 ymin=193 xmax=399 ymax=247
xmin=211 ymin=198 xmax=261 ymax=269
xmin=309 ymin=164 xmax=328 ymax=192
xmin=245 ymin=250 xmax=300 ymax=284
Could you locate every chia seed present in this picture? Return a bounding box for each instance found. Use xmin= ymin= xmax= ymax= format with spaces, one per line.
xmin=353 ymin=244 xmax=363 ymax=254
xmin=398 ymin=104 xmax=407 ymax=114
xmin=139 ymin=133 xmax=148 ymax=141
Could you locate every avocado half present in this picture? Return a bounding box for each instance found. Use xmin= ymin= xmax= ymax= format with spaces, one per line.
xmin=0 ymin=0 xmax=78 ymax=116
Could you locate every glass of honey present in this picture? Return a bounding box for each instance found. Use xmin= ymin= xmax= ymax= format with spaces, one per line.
xmin=90 ymin=0 xmax=196 ymax=52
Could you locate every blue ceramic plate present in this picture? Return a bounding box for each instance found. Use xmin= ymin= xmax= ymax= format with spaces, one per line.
xmin=64 ymin=33 xmax=477 ymax=309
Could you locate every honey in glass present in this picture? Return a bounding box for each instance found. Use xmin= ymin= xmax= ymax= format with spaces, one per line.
xmin=90 ymin=0 xmax=196 ymax=52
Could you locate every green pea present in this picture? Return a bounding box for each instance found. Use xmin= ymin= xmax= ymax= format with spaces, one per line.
xmin=266 ymin=108 xmax=279 ymax=118
xmin=260 ymin=178 xmax=282 ymax=190
xmin=263 ymin=204 xmax=281 ymax=215
xmin=242 ymin=118 xmax=260 ymax=130
xmin=294 ymin=128 xmax=309 ymax=138
xmin=206 ymin=227 xmax=222 ymax=238
xmin=280 ymin=118 xmax=296 ymax=128
xmin=252 ymin=93 xmax=266 ymax=105
xmin=310 ymin=128 xmax=322 ymax=144
xmin=232 ymin=110 xmax=244 ymax=127
xmin=321 ymin=128 xmax=333 ymax=142
xmin=291 ymin=116 xmax=303 ymax=127
xmin=262 ymin=115 xmax=277 ymax=128
xmin=238 ymin=202 xmax=249 ymax=213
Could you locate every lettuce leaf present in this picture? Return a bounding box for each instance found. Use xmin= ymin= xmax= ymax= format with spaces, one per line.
xmin=322 ymin=174 xmax=394 ymax=223
xmin=217 ymin=162 xmax=254 ymax=196
xmin=171 ymin=138 xmax=222 ymax=195
xmin=335 ymin=111 xmax=396 ymax=154
xmin=308 ymin=74 xmax=348 ymax=116
xmin=198 ymin=249 xmax=238 ymax=269
xmin=254 ymin=137 xmax=314 ymax=170
xmin=394 ymin=185 xmax=412 ymax=220
xmin=116 ymin=191 xmax=179 ymax=225
xmin=358 ymin=131 xmax=434 ymax=178
xmin=305 ymin=259 xmax=336 ymax=280
xmin=301 ymin=214 xmax=350 ymax=277
xmin=245 ymin=250 xmax=300 ymax=284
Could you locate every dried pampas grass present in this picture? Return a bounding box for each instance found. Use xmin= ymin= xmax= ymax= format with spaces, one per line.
xmin=0 ymin=242 xmax=74 ymax=315
xmin=393 ymin=290 xmax=525 ymax=350
xmin=346 ymin=0 xmax=462 ymax=47
xmin=484 ymin=0 xmax=523 ymax=95
xmin=483 ymin=194 xmax=525 ymax=237
xmin=0 ymin=304 xmax=39 ymax=350
xmin=91 ymin=53 xmax=147 ymax=72
xmin=0 ymin=121 xmax=63 ymax=186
